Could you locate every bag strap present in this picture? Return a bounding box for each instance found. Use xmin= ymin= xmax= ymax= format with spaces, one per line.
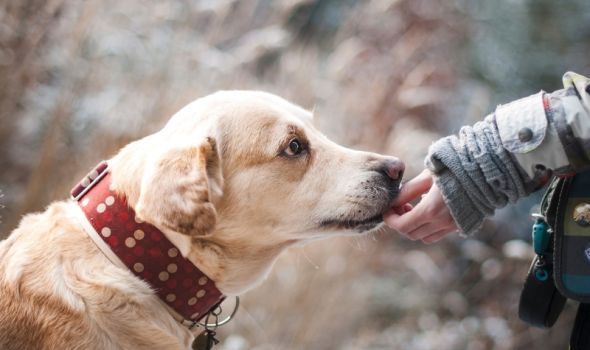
xmin=518 ymin=254 xmax=566 ymax=327
xmin=518 ymin=177 xmax=567 ymax=327
xmin=570 ymin=303 xmax=590 ymax=350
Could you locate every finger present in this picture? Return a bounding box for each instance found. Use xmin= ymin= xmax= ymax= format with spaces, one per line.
xmin=390 ymin=203 xmax=413 ymax=215
xmin=406 ymin=223 xmax=446 ymax=241
xmin=392 ymin=170 xmax=433 ymax=206
xmin=400 ymin=222 xmax=430 ymax=240
xmin=385 ymin=186 xmax=443 ymax=233
xmin=383 ymin=205 xmax=429 ymax=234
xmin=421 ymin=228 xmax=457 ymax=244
xmin=401 ymin=203 xmax=413 ymax=214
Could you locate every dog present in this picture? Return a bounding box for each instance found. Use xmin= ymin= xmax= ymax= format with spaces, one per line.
xmin=0 ymin=91 xmax=404 ymax=349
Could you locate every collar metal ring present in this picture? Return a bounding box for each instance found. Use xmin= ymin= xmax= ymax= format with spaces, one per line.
xmin=199 ymin=296 xmax=240 ymax=328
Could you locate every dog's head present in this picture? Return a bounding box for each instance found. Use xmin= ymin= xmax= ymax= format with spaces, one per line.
xmin=110 ymin=91 xmax=403 ymax=293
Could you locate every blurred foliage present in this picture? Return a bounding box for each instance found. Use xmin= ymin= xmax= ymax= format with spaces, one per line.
xmin=0 ymin=0 xmax=589 ymax=349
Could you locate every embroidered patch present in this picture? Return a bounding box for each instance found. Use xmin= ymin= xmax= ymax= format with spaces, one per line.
xmin=574 ymin=203 xmax=590 ymax=227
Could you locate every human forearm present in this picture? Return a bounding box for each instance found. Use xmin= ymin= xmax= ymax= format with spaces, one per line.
xmin=426 ymin=114 xmax=531 ymax=235
xmin=426 ymin=72 xmax=590 ymax=235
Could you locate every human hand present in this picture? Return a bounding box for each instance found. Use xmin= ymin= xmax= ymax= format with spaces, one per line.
xmin=383 ymin=169 xmax=458 ymax=244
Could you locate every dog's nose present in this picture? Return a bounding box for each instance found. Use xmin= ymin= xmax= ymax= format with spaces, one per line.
xmin=381 ymin=158 xmax=405 ymax=181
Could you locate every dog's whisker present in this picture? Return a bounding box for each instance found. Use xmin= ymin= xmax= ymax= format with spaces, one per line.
xmin=300 ymin=246 xmax=320 ymax=270
xmin=237 ymin=304 xmax=271 ymax=343
xmin=372 ymin=225 xmax=388 ymax=240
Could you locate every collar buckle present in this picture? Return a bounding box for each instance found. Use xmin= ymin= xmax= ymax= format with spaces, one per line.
xmin=70 ymin=161 xmax=110 ymax=201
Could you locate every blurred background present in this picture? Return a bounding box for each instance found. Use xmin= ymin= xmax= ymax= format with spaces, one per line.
xmin=1 ymin=0 xmax=589 ymax=349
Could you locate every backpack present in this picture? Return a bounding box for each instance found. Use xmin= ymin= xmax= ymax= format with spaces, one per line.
xmin=519 ymin=170 xmax=590 ymax=349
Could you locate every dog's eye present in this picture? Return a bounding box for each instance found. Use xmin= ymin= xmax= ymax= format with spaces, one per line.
xmin=284 ymin=138 xmax=304 ymax=157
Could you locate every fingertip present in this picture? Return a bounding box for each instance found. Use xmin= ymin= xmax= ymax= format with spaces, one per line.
xmin=387 ymin=203 xmax=413 ymax=216
xmin=382 ymin=211 xmax=399 ymax=228
xmin=392 ymin=172 xmax=434 ymax=206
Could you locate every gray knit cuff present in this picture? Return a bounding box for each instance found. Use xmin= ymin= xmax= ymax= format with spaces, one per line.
xmin=433 ymin=169 xmax=485 ymax=236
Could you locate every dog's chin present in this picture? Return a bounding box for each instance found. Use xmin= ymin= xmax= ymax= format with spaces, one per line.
xmin=318 ymin=186 xmax=400 ymax=233
xmin=319 ymin=213 xmax=384 ymax=233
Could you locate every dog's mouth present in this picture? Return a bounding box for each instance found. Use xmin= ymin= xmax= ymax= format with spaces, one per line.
xmin=317 ymin=177 xmax=401 ymax=233
xmin=318 ymin=213 xmax=384 ymax=232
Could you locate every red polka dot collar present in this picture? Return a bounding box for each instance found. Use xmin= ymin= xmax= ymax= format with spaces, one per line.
xmin=71 ymin=161 xmax=224 ymax=325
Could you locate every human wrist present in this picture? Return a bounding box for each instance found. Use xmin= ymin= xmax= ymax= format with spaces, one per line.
xmin=431 ymin=169 xmax=485 ymax=236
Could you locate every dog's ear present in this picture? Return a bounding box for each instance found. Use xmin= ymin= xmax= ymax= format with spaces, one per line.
xmin=135 ymin=137 xmax=223 ymax=241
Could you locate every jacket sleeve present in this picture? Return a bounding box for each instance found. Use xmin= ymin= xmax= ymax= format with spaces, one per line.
xmin=425 ymin=72 xmax=590 ymax=235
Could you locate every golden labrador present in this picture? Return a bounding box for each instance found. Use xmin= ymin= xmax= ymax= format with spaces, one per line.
xmin=0 ymin=91 xmax=403 ymax=349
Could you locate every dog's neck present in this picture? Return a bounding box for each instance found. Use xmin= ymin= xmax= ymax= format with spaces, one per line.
xmin=187 ymin=230 xmax=297 ymax=295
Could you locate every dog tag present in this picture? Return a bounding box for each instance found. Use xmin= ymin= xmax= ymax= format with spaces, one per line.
xmin=192 ymin=330 xmax=219 ymax=350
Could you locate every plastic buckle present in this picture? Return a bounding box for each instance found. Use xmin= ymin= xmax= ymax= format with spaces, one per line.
xmin=531 ymin=214 xmax=550 ymax=255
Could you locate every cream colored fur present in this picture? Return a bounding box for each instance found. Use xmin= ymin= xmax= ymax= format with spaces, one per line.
xmin=0 ymin=91 xmax=402 ymax=349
